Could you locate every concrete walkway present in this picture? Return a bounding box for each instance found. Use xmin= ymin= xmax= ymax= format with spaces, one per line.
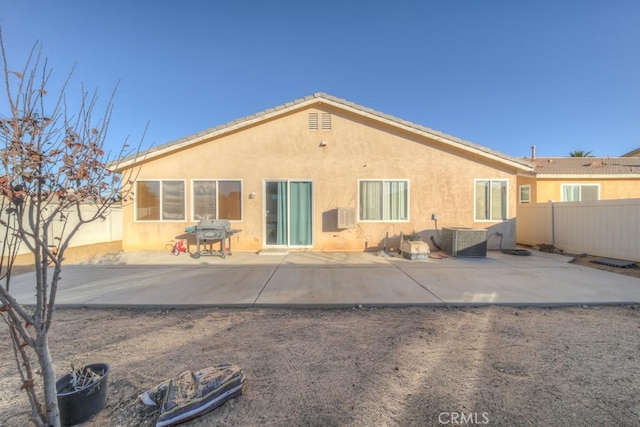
xmin=9 ymin=250 xmax=640 ymax=307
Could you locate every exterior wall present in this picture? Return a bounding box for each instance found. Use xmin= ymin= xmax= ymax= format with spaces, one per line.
xmin=517 ymin=199 xmax=640 ymax=262
xmin=523 ymin=177 xmax=640 ymax=203
xmin=122 ymin=106 xmax=521 ymax=252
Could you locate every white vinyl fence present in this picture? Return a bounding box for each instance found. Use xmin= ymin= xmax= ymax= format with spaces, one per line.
xmin=1 ymin=205 xmax=122 ymax=256
xmin=517 ymin=199 xmax=640 ymax=262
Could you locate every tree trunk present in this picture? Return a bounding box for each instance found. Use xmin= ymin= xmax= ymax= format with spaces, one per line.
xmin=36 ymin=333 xmax=61 ymax=427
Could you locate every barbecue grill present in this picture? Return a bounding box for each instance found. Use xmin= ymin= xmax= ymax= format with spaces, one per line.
xmin=187 ymin=219 xmax=241 ymax=259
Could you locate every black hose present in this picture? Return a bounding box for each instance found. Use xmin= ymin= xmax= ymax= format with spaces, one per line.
xmin=499 ymin=232 xmax=531 ymax=256
xmin=431 ymin=219 xmax=442 ymax=250
xmin=430 ymin=235 xmax=441 ymax=250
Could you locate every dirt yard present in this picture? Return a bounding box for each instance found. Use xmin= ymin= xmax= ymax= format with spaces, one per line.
xmin=1 ymin=305 xmax=639 ymax=426
xmin=1 ymin=246 xmax=639 ymax=426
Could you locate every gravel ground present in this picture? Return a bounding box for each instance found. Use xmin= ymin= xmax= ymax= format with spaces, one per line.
xmin=1 ymin=304 xmax=639 ymax=427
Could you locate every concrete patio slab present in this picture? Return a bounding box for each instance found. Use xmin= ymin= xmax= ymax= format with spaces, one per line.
xmin=86 ymin=250 xmax=287 ymax=267
xmin=8 ymin=250 xmax=640 ymax=307
xmin=401 ymin=264 xmax=640 ymax=304
xmin=11 ymin=265 xmax=276 ymax=307
xmin=255 ymin=266 xmax=442 ymax=306
xmin=280 ymin=251 xmax=393 ymax=266
xmin=391 ymin=251 xmax=640 ymax=304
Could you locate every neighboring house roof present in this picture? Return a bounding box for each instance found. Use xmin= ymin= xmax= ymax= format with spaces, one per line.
xmin=622 ymin=148 xmax=640 ymax=157
xmin=114 ymin=92 xmax=533 ymax=172
xmin=526 ymin=157 xmax=640 ymax=178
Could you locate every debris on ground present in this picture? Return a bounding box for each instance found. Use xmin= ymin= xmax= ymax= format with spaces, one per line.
xmin=590 ymin=258 xmax=637 ymax=268
xmin=537 ymin=244 xmax=563 ymax=254
xmin=139 ymin=364 xmax=245 ymax=427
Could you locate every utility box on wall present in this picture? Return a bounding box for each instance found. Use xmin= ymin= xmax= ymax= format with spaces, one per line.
xmin=337 ymin=207 xmax=356 ymax=229
xmin=442 ymin=227 xmax=487 ymax=257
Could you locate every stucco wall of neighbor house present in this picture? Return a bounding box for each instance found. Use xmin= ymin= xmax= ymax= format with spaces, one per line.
xmin=531 ymin=178 xmax=640 ymax=202
xmin=121 ymin=106 xmax=521 ymax=252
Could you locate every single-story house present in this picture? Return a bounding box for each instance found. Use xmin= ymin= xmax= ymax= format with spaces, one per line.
xmin=114 ymin=93 xmax=534 ymax=252
xmin=517 ymin=156 xmax=640 ymax=203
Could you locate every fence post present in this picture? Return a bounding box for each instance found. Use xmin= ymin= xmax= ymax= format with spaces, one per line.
xmin=551 ymin=202 xmax=555 ymax=246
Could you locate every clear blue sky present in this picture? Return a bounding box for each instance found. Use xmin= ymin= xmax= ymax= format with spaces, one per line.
xmin=2 ymin=1 xmax=639 ymax=159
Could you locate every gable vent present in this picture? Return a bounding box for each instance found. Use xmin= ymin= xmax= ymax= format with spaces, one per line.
xmin=308 ymin=113 xmax=318 ymax=130
xmin=321 ymin=112 xmax=332 ymax=130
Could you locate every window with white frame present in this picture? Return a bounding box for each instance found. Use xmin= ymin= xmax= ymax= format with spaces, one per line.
xmin=560 ymin=184 xmax=599 ymax=202
xmin=192 ymin=180 xmax=242 ymax=221
xmin=359 ymin=180 xmax=408 ymax=221
xmin=519 ymin=185 xmax=531 ymax=204
xmin=475 ymin=179 xmax=508 ymax=221
xmin=136 ymin=180 xmax=185 ymax=221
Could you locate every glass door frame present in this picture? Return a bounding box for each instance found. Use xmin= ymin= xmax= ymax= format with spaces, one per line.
xmin=263 ymin=179 xmax=313 ymax=248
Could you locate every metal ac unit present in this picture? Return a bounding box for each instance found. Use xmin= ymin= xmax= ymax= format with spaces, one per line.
xmin=441 ymin=227 xmax=487 ymax=257
xmin=337 ymin=207 xmax=356 ymax=229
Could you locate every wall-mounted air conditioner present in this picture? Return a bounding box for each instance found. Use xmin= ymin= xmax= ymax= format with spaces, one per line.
xmin=442 ymin=227 xmax=487 ymax=257
xmin=337 ymin=207 xmax=356 ymax=229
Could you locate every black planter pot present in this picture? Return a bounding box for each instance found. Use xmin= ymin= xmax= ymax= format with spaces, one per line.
xmin=56 ymin=363 xmax=110 ymax=426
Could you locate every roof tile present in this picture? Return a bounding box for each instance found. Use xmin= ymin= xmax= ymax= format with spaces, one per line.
xmin=528 ymin=157 xmax=640 ymax=175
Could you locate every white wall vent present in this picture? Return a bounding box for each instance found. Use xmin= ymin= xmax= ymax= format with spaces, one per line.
xmin=337 ymin=207 xmax=356 ymax=229
xmin=308 ymin=112 xmax=319 ymax=130
xmin=321 ymin=112 xmax=332 ymax=130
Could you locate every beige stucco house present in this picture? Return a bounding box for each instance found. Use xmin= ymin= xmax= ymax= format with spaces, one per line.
xmin=115 ymin=93 xmax=534 ymax=252
xmin=517 ymin=157 xmax=640 ymax=204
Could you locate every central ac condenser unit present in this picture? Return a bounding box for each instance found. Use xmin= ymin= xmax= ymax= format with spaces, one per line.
xmin=441 ymin=227 xmax=487 ymax=257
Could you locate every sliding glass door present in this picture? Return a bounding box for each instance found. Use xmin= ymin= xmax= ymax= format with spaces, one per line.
xmin=265 ymin=181 xmax=288 ymax=245
xmin=265 ymin=180 xmax=312 ymax=247
xmin=289 ymin=181 xmax=312 ymax=246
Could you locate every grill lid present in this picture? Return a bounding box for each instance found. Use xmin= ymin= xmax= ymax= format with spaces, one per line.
xmin=196 ymin=219 xmax=231 ymax=230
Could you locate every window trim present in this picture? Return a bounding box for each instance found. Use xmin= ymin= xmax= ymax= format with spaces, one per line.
xmin=474 ymin=178 xmax=509 ymax=222
xmin=357 ymin=179 xmax=410 ymax=223
xmin=134 ymin=179 xmax=187 ymax=222
xmin=560 ymin=183 xmax=600 ymax=202
xmin=519 ymin=184 xmax=531 ymax=204
xmin=191 ymin=179 xmax=243 ymax=222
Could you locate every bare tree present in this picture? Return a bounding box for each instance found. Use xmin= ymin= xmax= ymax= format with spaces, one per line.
xmin=0 ymin=29 xmax=139 ymax=426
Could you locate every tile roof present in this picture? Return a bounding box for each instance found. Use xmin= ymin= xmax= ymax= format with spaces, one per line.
xmin=114 ymin=92 xmax=533 ymax=171
xmin=527 ymin=157 xmax=640 ymax=176
xmin=622 ymin=148 xmax=640 ymax=157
